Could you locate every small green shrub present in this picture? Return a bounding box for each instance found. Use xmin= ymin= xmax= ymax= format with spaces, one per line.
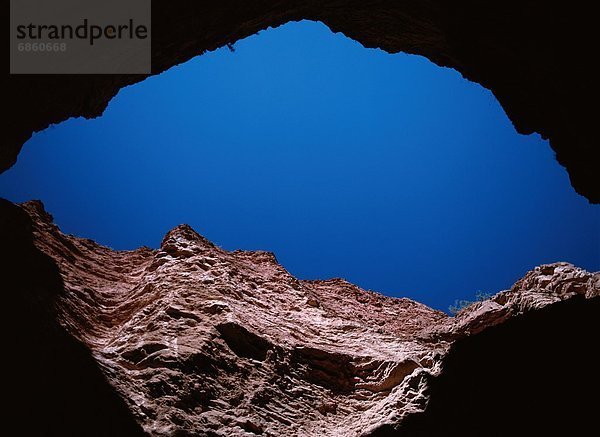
xmin=449 ymin=290 xmax=493 ymax=315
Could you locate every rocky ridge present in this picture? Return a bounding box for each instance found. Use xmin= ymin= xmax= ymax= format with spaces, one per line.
xmin=13 ymin=200 xmax=600 ymax=436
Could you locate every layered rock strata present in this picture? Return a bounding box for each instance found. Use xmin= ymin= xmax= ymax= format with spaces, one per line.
xmin=4 ymin=199 xmax=597 ymax=436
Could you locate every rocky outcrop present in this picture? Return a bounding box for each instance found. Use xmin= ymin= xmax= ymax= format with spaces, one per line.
xmin=371 ymin=295 xmax=600 ymax=437
xmin=6 ymin=199 xmax=598 ymax=436
xmin=2 ymin=199 xmax=146 ymax=437
xmin=5 ymin=1 xmax=599 ymax=202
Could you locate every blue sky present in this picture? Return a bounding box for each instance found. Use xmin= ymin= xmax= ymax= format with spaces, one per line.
xmin=1 ymin=21 xmax=598 ymax=311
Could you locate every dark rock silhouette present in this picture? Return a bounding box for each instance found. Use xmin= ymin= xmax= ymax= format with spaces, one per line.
xmin=2 ymin=199 xmax=145 ymax=437
xmin=5 ymin=1 xmax=599 ymax=202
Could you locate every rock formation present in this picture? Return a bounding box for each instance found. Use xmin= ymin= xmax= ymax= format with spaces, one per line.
xmin=5 ymin=1 xmax=599 ymax=202
xmin=4 ymin=198 xmax=598 ymax=436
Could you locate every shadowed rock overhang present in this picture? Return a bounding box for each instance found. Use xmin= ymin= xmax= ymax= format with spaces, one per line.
xmin=5 ymin=0 xmax=599 ymax=202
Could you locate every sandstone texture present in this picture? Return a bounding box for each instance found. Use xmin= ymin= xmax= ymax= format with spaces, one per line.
xmin=5 ymin=1 xmax=599 ymax=202
xmin=5 ymin=199 xmax=597 ymax=436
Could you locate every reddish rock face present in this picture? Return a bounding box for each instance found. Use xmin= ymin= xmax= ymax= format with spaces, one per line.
xmin=13 ymin=200 xmax=598 ymax=436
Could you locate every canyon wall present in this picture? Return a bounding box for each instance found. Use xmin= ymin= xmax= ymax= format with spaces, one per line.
xmin=5 ymin=2 xmax=598 ymax=434
xmin=4 ymin=199 xmax=598 ymax=435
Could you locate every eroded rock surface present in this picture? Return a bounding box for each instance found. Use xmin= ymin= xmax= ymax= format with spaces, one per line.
xmin=10 ymin=200 xmax=600 ymax=436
